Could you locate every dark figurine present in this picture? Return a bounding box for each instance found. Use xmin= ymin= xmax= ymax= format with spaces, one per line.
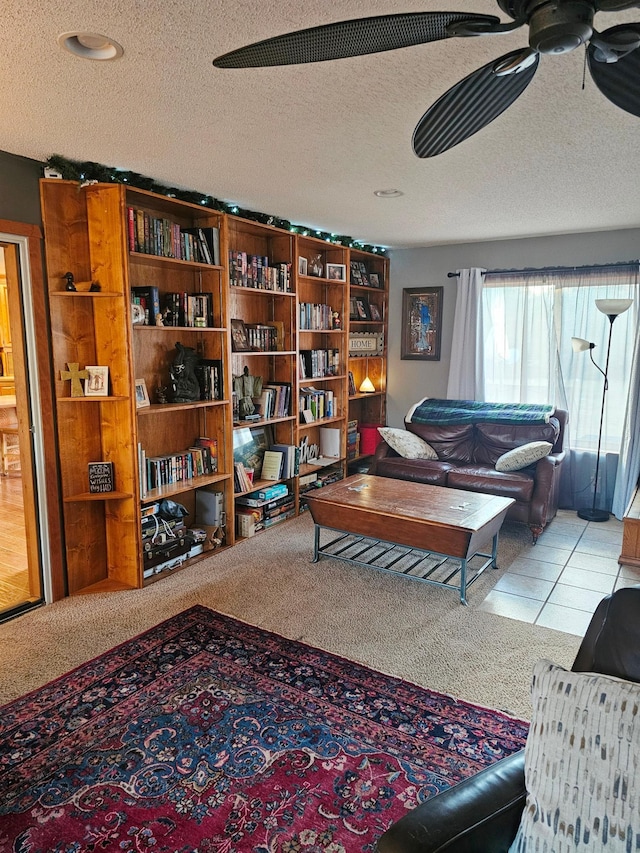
xmin=64 ymin=271 xmax=76 ymax=291
xmin=89 ymin=281 xmax=101 ymax=292
xmin=168 ymin=342 xmax=201 ymax=403
xmin=156 ymin=386 xmax=168 ymax=404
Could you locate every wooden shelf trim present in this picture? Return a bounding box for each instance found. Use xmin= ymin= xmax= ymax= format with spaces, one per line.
xmin=129 ymin=251 xmax=223 ymax=272
xmin=57 ymin=395 xmax=129 ymax=403
xmin=298 ymin=415 xmax=345 ymax=429
xmin=49 ymin=291 xmax=122 ymax=298
xmin=134 ymin=325 xmax=227 ymax=333
xmin=231 ymin=286 xmax=295 ymax=298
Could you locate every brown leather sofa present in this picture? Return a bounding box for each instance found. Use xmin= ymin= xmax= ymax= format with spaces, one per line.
xmin=375 ymin=585 xmax=640 ymax=853
xmin=370 ymin=409 xmax=567 ymax=542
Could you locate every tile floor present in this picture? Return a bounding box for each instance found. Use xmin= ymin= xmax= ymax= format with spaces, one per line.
xmin=478 ymin=509 xmax=640 ymax=636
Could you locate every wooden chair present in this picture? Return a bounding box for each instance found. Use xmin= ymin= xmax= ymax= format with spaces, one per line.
xmin=0 ymin=426 xmax=20 ymax=475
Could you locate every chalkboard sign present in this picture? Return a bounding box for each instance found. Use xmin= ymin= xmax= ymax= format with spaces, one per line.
xmin=88 ymin=461 xmax=114 ymax=494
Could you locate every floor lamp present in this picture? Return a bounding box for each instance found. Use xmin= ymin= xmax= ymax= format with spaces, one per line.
xmin=571 ymin=297 xmax=633 ymax=522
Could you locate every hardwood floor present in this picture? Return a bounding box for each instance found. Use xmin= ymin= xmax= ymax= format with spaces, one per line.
xmin=0 ymin=472 xmax=30 ymax=612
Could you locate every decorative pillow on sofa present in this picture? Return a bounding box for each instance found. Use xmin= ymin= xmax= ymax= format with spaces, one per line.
xmin=495 ymin=441 xmax=552 ymax=472
xmin=377 ymin=427 xmax=438 ymax=460
xmin=509 ymin=659 xmax=640 ymax=853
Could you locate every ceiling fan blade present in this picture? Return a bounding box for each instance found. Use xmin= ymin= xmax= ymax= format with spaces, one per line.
xmin=412 ymin=49 xmax=539 ymax=158
xmin=213 ymin=12 xmax=500 ymax=68
xmin=588 ymin=26 xmax=640 ymax=116
xmin=595 ymin=0 xmax=640 ymax=10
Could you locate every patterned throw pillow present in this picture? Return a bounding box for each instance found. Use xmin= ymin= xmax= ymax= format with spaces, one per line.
xmin=509 ymin=659 xmax=640 ymax=853
xmin=377 ymin=427 xmax=438 ymax=460
xmin=495 ymin=441 xmax=552 ymax=472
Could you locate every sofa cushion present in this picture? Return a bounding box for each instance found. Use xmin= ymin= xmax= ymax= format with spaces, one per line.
xmin=406 ymin=422 xmax=475 ymax=463
xmin=376 ymin=458 xmax=454 ymax=486
xmin=377 ymin=427 xmax=438 ymax=460
xmin=446 ymin=465 xmax=535 ymax=502
xmin=474 ymin=419 xmax=561 ymax=466
xmin=510 ymin=659 xmax=640 ymax=853
xmin=495 ymin=441 xmax=553 ymax=472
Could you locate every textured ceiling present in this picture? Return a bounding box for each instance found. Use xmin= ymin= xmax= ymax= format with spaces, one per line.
xmin=2 ymin=0 xmax=640 ymax=248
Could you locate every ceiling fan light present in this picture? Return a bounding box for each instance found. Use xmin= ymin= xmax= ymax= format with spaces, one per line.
xmin=595 ymin=298 xmax=633 ymax=317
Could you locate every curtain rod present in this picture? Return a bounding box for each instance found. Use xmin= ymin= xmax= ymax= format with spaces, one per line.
xmin=446 ymin=259 xmax=640 ymax=278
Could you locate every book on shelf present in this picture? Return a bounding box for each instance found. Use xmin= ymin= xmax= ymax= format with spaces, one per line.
xmin=236 ymin=489 xmax=292 ymax=509
xmin=261 ymin=450 xmax=284 ymax=481
xmin=182 ymin=226 xmax=220 ymax=266
xmin=234 ymin=461 xmax=253 ymax=493
xmin=131 ymin=285 xmax=160 ymax=325
xmin=162 ymin=292 xmax=213 ymax=327
xmin=228 ymin=251 xmax=291 ymax=292
xmin=195 ymin=359 xmax=223 ymax=400
xmin=257 ymin=482 xmax=288 ymax=501
xmin=270 ymin=444 xmax=300 ymax=478
xmin=299 ymin=349 xmax=339 ymax=380
xmin=319 ymin=427 xmax=341 ymax=459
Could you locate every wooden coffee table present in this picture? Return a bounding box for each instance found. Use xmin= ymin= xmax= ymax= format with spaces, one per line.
xmin=304 ymin=474 xmax=514 ymax=604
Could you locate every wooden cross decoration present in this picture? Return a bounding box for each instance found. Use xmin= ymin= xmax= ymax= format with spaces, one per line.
xmin=60 ymin=362 xmax=89 ymax=397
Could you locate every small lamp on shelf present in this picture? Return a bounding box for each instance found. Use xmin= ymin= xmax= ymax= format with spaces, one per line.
xmin=359 ymin=375 xmax=376 ymax=393
xmin=571 ymin=297 xmax=633 ymax=522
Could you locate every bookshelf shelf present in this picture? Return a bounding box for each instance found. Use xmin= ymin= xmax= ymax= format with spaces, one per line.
xmin=57 ymin=396 xmax=129 ymax=403
xmin=133 ymin=325 xmax=227 ymax=333
xmin=64 ymin=491 xmax=133 ymax=503
xmin=136 ymin=399 xmax=227 ymax=416
xmin=49 ymin=290 xmax=122 ymax=298
xmin=129 ymin=252 xmax=223 ymax=272
xmin=143 ymin=471 xmax=230 ymax=503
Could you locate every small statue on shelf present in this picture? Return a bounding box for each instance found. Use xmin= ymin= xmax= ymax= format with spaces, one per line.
xmin=332 ymin=311 xmax=342 ymax=330
xmin=156 ymin=385 xmax=168 ymax=404
xmin=233 ymin=366 xmax=263 ymax=419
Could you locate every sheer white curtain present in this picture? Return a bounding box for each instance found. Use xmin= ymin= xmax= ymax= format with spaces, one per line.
xmin=446 ymin=267 xmax=485 ymax=400
xmin=482 ymin=266 xmax=639 ymax=513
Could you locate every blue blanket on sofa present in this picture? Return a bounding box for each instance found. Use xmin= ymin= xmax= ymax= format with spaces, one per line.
xmin=407 ymin=398 xmax=555 ymax=425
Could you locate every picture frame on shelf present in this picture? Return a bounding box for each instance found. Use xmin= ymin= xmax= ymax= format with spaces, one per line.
xmin=309 ymin=254 xmax=324 ymax=277
xmin=355 ymin=297 xmax=371 ymax=320
xmin=233 ymin=424 xmax=274 ymax=478
xmin=369 ymin=272 xmax=381 ymax=289
xmin=84 ymin=366 xmax=109 ymax=397
xmin=369 ymin=303 xmax=382 ymax=321
xmin=135 ymin=378 xmax=150 ymax=408
xmin=298 ymin=256 xmax=308 ymax=276
xmin=231 ymin=318 xmax=252 ymax=352
xmin=401 ymin=286 xmax=443 ymax=361
xmin=350 ymin=262 xmax=362 ymax=285
xmin=349 ymin=297 xmax=359 ymax=321
xmin=326 ymin=263 xmax=346 ymax=282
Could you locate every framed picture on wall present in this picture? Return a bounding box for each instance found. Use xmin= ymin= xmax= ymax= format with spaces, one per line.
xmin=401 ymin=286 xmax=443 ymax=361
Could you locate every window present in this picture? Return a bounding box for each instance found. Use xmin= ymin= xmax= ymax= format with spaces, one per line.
xmin=482 ymin=267 xmax=639 ymax=453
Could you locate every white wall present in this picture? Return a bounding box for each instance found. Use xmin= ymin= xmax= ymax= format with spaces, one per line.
xmin=386 ymin=228 xmax=640 ymax=427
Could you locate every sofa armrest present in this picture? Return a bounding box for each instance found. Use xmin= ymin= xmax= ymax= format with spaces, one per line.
xmin=529 ymin=451 xmax=565 ymax=528
xmin=369 ymin=438 xmax=398 ymax=475
xmin=376 ymin=750 xmax=526 ymax=853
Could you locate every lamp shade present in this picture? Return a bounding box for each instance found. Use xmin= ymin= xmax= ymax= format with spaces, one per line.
xmin=359 ymin=376 xmax=375 ymax=393
xmin=595 ymin=298 xmax=633 ymax=318
xmin=571 ymin=337 xmax=594 ymax=353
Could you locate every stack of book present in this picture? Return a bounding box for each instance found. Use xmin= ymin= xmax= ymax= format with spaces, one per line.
xmin=299 ymin=386 xmax=334 ymax=422
xmin=298 ymin=349 xmax=340 ymax=379
xmin=235 ymin=484 xmax=295 ymax=537
xmin=162 ymin=292 xmax=214 ymax=327
xmin=140 ymin=437 xmax=217 ymax=494
xmin=299 ymin=302 xmax=335 ymax=330
xmin=127 ymin=209 xmax=219 ymax=265
xmin=255 ymin=383 xmax=291 ymax=419
xmin=347 ymin=419 xmax=360 ymax=460
xmin=195 ymin=359 xmax=223 ymax=401
xmin=228 ymin=251 xmax=291 ymax=292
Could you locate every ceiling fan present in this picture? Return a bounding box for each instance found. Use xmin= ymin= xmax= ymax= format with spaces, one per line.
xmin=213 ymin=1 xmax=640 ymax=157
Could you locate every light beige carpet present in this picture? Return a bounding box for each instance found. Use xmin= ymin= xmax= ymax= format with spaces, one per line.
xmin=0 ymin=514 xmax=581 ymax=718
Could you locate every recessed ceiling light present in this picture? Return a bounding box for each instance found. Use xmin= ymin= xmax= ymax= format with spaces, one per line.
xmin=58 ymin=32 xmax=124 ymax=61
xmin=373 ymin=189 xmax=404 ymax=198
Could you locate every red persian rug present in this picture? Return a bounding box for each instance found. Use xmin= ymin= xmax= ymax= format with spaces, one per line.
xmin=0 ymin=606 xmax=528 ymax=852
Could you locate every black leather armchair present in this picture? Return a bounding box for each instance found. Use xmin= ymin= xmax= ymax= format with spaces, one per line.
xmin=376 ymin=585 xmax=640 ymax=853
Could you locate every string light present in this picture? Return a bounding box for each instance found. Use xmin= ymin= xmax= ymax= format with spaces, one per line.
xmin=45 ymin=155 xmax=387 ymax=255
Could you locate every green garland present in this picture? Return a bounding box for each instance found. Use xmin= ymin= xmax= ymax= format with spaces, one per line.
xmin=46 ymin=155 xmax=387 ymax=255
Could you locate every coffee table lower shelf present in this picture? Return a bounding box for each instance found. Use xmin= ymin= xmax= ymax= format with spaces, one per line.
xmin=312 ymin=525 xmax=500 ymax=605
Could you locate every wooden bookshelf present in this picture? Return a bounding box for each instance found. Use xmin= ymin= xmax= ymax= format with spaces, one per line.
xmin=41 ymin=180 xmax=389 ymax=588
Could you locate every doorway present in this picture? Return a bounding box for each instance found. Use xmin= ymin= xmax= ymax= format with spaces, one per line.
xmin=0 ymin=237 xmax=49 ymax=619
